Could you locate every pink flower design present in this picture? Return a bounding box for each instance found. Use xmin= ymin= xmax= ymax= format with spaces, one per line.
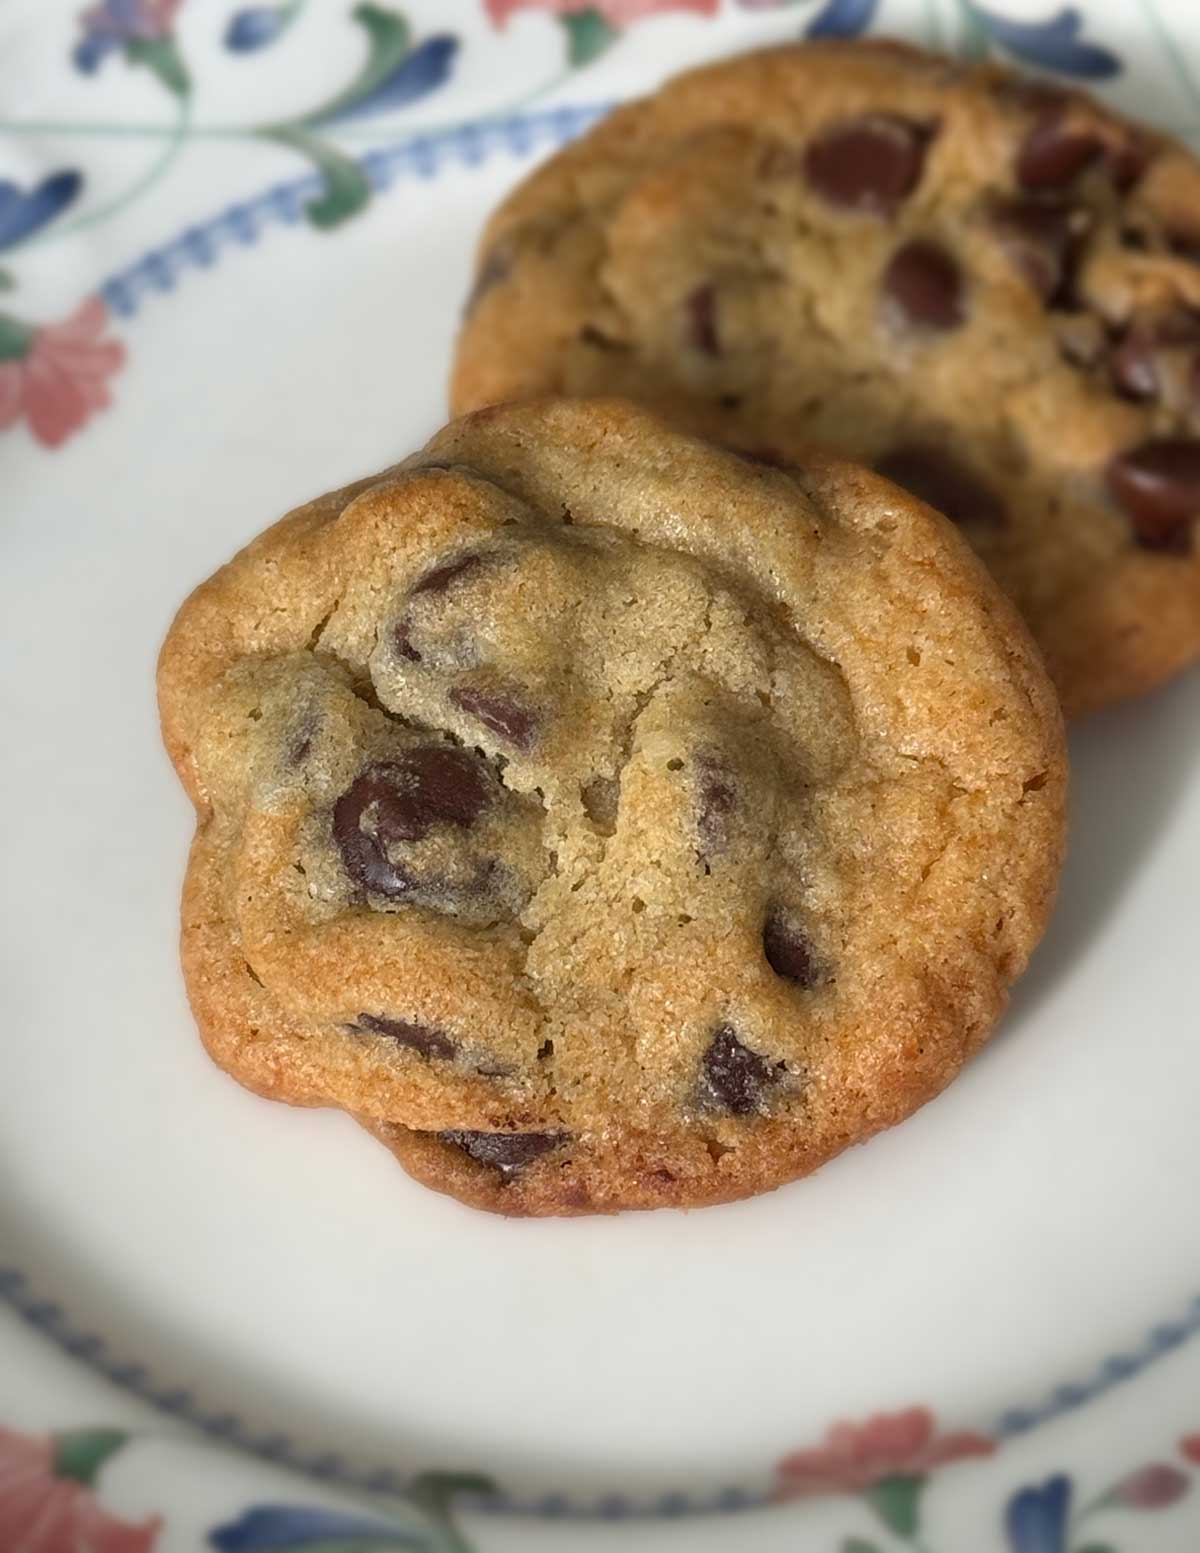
xmin=1113 ymin=1463 xmax=1190 ymax=1509
xmin=774 ymin=1407 xmax=994 ymax=1499
xmin=486 ymin=0 xmax=718 ymax=28
xmin=0 ymin=1427 xmax=160 ymax=1552
xmin=0 ymin=296 xmax=125 ymax=448
xmin=1182 ymin=1435 xmax=1200 ymax=1465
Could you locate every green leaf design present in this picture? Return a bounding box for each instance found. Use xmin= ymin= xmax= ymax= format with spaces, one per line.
xmin=1074 ymin=1545 xmax=1120 ymax=1553
xmin=956 ymin=2 xmax=992 ymax=60
xmin=51 ymin=1428 xmax=130 ymax=1485
xmin=409 ymin=1473 xmax=496 ymax=1553
xmin=301 ymin=4 xmax=412 ymax=127
xmin=126 ymin=37 xmax=191 ymax=98
xmin=560 ymin=10 xmax=618 ymax=68
xmin=0 ymin=311 xmax=33 ymax=359
xmin=862 ymin=1474 xmax=925 ymax=1539
xmin=0 ymin=269 xmax=15 ymax=292
xmin=841 ymin=1539 xmax=883 ymax=1553
xmin=263 ymin=126 xmax=372 ymax=228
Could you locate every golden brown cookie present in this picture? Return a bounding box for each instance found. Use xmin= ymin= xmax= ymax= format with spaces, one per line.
xmin=451 ymin=40 xmax=1200 ymax=717
xmin=159 ymin=399 xmax=1066 ymax=1215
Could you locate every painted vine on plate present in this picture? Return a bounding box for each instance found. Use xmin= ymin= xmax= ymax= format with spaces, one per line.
xmin=771 ymin=1409 xmax=1200 ymax=1552
xmin=4 ymin=1414 xmax=1200 ymax=1549
xmin=0 ymin=0 xmax=1130 ymax=449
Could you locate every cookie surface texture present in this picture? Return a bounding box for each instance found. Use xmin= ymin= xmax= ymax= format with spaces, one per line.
xmin=451 ymin=40 xmax=1200 ymax=716
xmin=159 ymin=398 xmax=1066 ymax=1215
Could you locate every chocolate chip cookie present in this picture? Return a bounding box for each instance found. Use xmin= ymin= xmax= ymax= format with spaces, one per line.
xmin=451 ymin=40 xmax=1200 ymax=717
xmin=159 ymin=398 xmax=1065 ymax=1215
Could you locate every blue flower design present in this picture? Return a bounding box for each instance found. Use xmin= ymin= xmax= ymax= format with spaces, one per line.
xmin=0 ymin=171 xmax=83 ymax=251
xmin=1005 ymin=1474 xmax=1072 ymax=1553
xmin=225 ymin=7 xmax=289 ymax=51
xmin=313 ymin=34 xmax=459 ymax=126
xmin=208 ymin=1504 xmax=432 ymax=1552
xmin=965 ymin=4 xmax=1121 ymax=78
xmin=804 ymin=0 xmax=879 ymax=37
xmin=73 ymin=0 xmax=182 ymax=74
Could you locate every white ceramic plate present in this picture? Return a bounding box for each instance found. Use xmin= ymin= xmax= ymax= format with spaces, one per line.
xmin=3 ymin=2 xmax=1200 ymax=1549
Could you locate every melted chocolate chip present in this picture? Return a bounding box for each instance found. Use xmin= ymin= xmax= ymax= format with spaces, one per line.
xmin=804 ymin=114 xmax=932 ymax=216
xmin=701 ymin=1026 xmax=776 ymax=1115
xmin=881 ymin=241 xmax=964 ymax=332
xmin=1018 ymin=113 xmax=1105 ymax=190
xmin=991 ymin=198 xmax=1086 ymax=301
xmin=463 ymin=248 xmax=510 ymax=317
xmin=875 ymin=445 xmax=1004 ymax=528
xmin=412 ymin=552 xmax=485 ymax=596
xmin=1017 ymin=111 xmax=1143 ymax=193
xmin=333 ymin=750 xmax=492 ymax=895
xmin=288 ymin=715 xmax=317 ymax=766
xmin=763 ymin=910 xmax=818 ymax=988
xmin=351 ymin=1013 xmax=456 ymax=1060
xmin=439 ymin=1129 xmax=564 ymax=1175
xmin=1106 ymin=439 xmax=1200 ymax=553
xmin=695 ymin=756 xmax=736 ymax=858
xmin=450 ymin=686 xmax=538 ymax=751
xmin=686 ymin=284 xmax=719 ymax=356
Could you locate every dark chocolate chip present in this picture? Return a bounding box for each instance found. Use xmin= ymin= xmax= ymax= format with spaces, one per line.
xmin=351 ymin=1013 xmax=456 ymax=1060
xmin=412 ymin=552 xmax=485 ymax=596
xmin=463 ymin=248 xmax=510 ymax=317
xmin=450 ymin=686 xmax=538 ymax=751
xmin=439 ymin=1129 xmax=564 ymax=1175
xmin=333 ymin=749 xmax=493 ymax=895
xmin=881 ymin=241 xmax=965 ymax=332
xmin=1017 ymin=113 xmax=1105 ymax=190
xmin=763 ymin=909 xmax=819 ymax=988
xmin=686 ymin=284 xmax=720 ymax=356
xmin=393 ymin=620 xmax=421 ymax=662
xmin=1169 ymin=229 xmax=1200 ymax=265
xmin=695 ymin=756 xmax=736 ymax=858
xmin=701 ymin=1025 xmax=776 ymax=1115
xmin=1109 ymin=135 xmax=1149 ymax=193
xmin=991 ymin=198 xmax=1085 ymax=301
xmin=803 ymin=114 xmax=932 ymax=216
xmin=1106 ymin=439 xmax=1200 ymax=553
xmin=1109 ymin=311 xmax=1200 ymax=401
xmin=875 ymin=445 xmax=1004 ymax=528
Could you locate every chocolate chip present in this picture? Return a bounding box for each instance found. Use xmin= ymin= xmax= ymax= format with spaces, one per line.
xmin=412 ymin=552 xmax=484 ymax=596
xmin=804 ymin=114 xmax=932 ymax=216
xmin=333 ymin=750 xmax=493 ymax=895
xmin=695 ymin=756 xmax=736 ymax=858
xmin=439 ymin=1129 xmax=564 ymax=1175
xmin=881 ymin=241 xmax=964 ymax=332
xmin=450 ymin=686 xmax=538 ymax=751
xmin=701 ymin=1026 xmax=776 ymax=1115
xmin=686 ymin=284 xmax=719 ymax=356
xmin=1169 ymin=229 xmax=1200 ymax=265
xmin=463 ymin=248 xmax=510 ymax=317
xmin=393 ymin=621 xmax=421 ymax=662
xmin=763 ymin=910 xmax=818 ymax=988
xmin=991 ymin=198 xmax=1086 ymax=302
xmin=1109 ymin=311 xmax=1200 ymax=402
xmin=1017 ymin=111 xmax=1143 ymax=193
xmin=351 ymin=1013 xmax=456 ymax=1060
xmin=1017 ymin=113 xmax=1105 ymax=190
xmin=875 ymin=445 xmax=1004 ymax=528
xmin=1106 ymin=439 xmax=1200 ymax=553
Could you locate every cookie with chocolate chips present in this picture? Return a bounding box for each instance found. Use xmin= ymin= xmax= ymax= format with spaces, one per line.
xmin=451 ymin=39 xmax=1200 ymax=716
xmin=158 ymin=399 xmax=1065 ymax=1215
